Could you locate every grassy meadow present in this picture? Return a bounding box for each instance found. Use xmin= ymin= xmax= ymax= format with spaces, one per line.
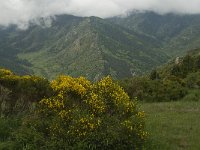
xmin=142 ymin=101 xmax=200 ymax=150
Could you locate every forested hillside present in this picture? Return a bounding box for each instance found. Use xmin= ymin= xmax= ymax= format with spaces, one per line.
xmin=0 ymin=14 xmax=168 ymax=80
xmin=109 ymin=11 xmax=200 ymax=56
xmin=2 ymin=12 xmax=200 ymax=80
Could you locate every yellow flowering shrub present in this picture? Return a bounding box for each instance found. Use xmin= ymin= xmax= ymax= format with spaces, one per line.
xmin=19 ymin=76 xmax=147 ymax=149
xmin=0 ymin=68 xmax=13 ymax=76
xmin=51 ymin=75 xmax=91 ymax=97
xmin=92 ymin=76 xmax=136 ymax=114
xmin=0 ymin=69 xmax=52 ymax=116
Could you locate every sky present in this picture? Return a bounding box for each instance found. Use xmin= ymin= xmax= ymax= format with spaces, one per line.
xmin=1 ymin=0 xmax=200 ymax=28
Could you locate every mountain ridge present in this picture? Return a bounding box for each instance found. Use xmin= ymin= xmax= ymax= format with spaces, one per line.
xmin=1 ymin=12 xmax=200 ymax=80
xmin=109 ymin=11 xmax=200 ymax=56
xmin=0 ymin=14 xmax=168 ymax=80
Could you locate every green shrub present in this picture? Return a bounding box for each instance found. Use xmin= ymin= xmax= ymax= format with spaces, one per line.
xmin=0 ymin=69 xmax=53 ymax=116
xmin=182 ymin=90 xmax=200 ymax=102
xmin=0 ymin=118 xmax=21 ymax=142
xmin=15 ymin=76 xmax=147 ymax=149
xmin=185 ymin=72 xmax=200 ymax=88
xmin=120 ymin=76 xmax=187 ymax=102
xmin=0 ymin=118 xmax=21 ymax=150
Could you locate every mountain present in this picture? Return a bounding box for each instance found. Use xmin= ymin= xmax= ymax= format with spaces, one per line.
xmin=0 ymin=15 xmax=168 ymax=80
xmin=1 ymin=12 xmax=200 ymax=80
xmin=109 ymin=11 xmax=200 ymax=56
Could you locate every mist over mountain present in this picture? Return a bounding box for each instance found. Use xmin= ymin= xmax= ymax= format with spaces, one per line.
xmin=1 ymin=0 xmax=200 ymax=28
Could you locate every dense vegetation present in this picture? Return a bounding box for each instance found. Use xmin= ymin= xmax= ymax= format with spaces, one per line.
xmin=0 ymin=48 xmax=200 ymax=149
xmin=120 ymin=48 xmax=200 ymax=102
xmin=0 ymin=68 xmax=52 ymax=117
xmin=0 ymin=68 xmax=147 ymax=149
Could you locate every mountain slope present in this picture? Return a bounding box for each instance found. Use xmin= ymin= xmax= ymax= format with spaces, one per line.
xmin=2 ymin=12 xmax=200 ymax=80
xmin=0 ymin=15 xmax=169 ymax=80
xmin=109 ymin=12 xmax=200 ymax=56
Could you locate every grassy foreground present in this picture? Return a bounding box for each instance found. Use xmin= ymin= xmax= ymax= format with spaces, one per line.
xmin=0 ymin=101 xmax=199 ymax=149
xmin=142 ymin=101 xmax=200 ymax=150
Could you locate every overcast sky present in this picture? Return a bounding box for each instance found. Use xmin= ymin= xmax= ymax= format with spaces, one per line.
xmin=1 ymin=0 xmax=200 ymax=27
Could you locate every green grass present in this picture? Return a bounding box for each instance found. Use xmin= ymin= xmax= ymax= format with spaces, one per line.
xmin=141 ymin=101 xmax=200 ymax=150
xmin=0 ymin=118 xmax=21 ymax=149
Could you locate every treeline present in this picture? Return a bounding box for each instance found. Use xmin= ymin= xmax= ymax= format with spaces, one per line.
xmin=120 ymin=49 xmax=200 ymax=102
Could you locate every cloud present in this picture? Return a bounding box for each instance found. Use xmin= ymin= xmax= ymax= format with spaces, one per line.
xmin=1 ymin=0 xmax=200 ymax=28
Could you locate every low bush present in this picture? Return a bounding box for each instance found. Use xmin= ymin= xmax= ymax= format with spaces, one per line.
xmin=14 ymin=76 xmax=147 ymax=149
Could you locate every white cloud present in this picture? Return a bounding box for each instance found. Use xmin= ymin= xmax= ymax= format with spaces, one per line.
xmin=1 ymin=0 xmax=200 ymax=27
